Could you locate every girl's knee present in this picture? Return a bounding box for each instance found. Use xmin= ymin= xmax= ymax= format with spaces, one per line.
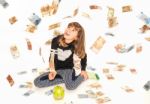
xmin=65 ymin=83 xmax=79 ymax=90
xmin=34 ymin=78 xmax=44 ymax=88
xmin=66 ymin=85 xmax=77 ymax=90
xmin=34 ymin=78 xmax=40 ymax=87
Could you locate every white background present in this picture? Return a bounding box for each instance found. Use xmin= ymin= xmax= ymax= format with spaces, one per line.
xmin=0 ymin=0 xmax=150 ymax=104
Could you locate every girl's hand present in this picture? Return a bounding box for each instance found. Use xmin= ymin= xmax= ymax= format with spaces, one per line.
xmin=48 ymin=70 xmax=57 ymax=80
xmin=80 ymin=71 xmax=88 ymax=80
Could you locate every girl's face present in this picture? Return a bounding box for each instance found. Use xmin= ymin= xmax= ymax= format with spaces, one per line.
xmin=64 ymin=26 xmax=78 ymax=43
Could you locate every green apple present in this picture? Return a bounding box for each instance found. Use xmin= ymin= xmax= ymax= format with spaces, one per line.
xmin=53 ymin=85 xmax=65 ymax=100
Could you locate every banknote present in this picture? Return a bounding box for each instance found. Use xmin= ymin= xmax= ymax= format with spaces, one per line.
xmin=17 ymin=71 xmax=27 ymax=75
xmin=107 ymin=7 xmax=114 ymax=19
xmin=116 ymin=64 xmax=126 ymax=71
xmin=102 ymin=68 xmax=109 ymax=74
xmin=135 ymin=44 xmax=142 ymax=53
xmin=126 ymin=45 xmax=134 ymax=52
xmin=96 ymin=97 xmax=111 ymax=104
xmin=63 ymin=16 xmax=72 ymax=19
xmin=89 ymin=82 xmax=101 ymax=89
xmin=106 ymin=62 xmax=118 ymax=65
xmin=89 ymin=5 xmax=101 ymax=10
xmin=40 ymin=4 xmax=50 ymax=17
xmin=48 ymin=22 xmax=60 ymax=30
xmin=53 ymin=30 xmax=62 ymax=36
xmin=45 ymin=39 xmax=52 ymax=45
xmin=90 ymin=36 xmax=106 ymax=54
xmin=105 ymin=74 xmax=114 ymax=80
xmin=87 ymin=66 xmax=96 ymax=71
xmin=145 ymin=37 xmax=150 ymax=41
xmin=39 ymin=47 xmax=41 ymax=56
xmin=78 ymin=94 xmax=89 ymax=98
xmin=81 ymin=12 xmax=91 ymax=19
xmin=51 ymin=0 xmax=60 ymax=15
xmin=130 ymin=68 xmax=137 ymax=74
xmin=105 ymin=32 xmax=115 ymax=36
xmin=6 ymin=74 xmax=14 ymax=86
xmin=108 ymin=17 xmax=118 ymax=28
xmin=96 ymin=91 xmax=104 ymax=97
xmin=121 ymin=86 xmax=134 ymax=92
xmin=73 ymin=8 xmax=78 ymax=16
xmin=137 ymin=12 xmax=148 ymax=22
xmin=10 ymin=44 xmax=20 ymax=59
xmin=140 ymin=25 xmax=150 ymax=33
xmin=0 ymin=0 xmax=9 ymax=8
xmin=23 ymin=90 xmax=34 ymax=96
xmin=85 ymin=90 xmax=100 ymax=98
xmin=26 ymin=38 xmax=32 ymax=50
xmin=145 ymin=17 xmax=150 ymax=25
xmin=26 ymin=24 xmax=36 ymax=33
xmin=19 ymin=84 xmax=28 ymax=88
xmin=9 ymin=16 xmax=17 ymax=24
xmin=32 ymin=68 xmax=38 ymax=73
xmin=115 ymin=44 xmax=134 ymax=53
xmin=122 ymin=5 xmax=132 ymax=12
xmin=19 ymin=82 xmax=32 ymax=88
xmin=45 ymin=89 xmax=53 ymax=96
xmin=28 ymin=13 xmax=41 ymax=26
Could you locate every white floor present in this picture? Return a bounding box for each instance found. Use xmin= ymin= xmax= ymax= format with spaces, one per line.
xmin=0 ymin=0 xmax=150 ymax=104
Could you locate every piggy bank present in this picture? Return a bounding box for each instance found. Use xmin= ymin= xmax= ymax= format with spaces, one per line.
xmin=53 ymin=86 xmax=65 ymax=100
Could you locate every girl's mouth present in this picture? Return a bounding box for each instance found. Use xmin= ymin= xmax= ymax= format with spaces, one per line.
xmin=64 ymin=32 xmax=70 ymax=36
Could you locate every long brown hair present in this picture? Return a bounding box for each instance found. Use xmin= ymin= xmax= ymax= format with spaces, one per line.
xmin=59 ymin=22 xmax=86 ymax=58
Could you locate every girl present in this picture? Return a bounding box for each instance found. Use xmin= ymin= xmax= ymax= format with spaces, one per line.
xmin=34 ymin=22 xmax=88 ymax=90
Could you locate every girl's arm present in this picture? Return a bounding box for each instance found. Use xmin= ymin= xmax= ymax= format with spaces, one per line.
xmin=49 ymin=53 xmax=57 ymax=80
xmin=48 ymin=37 xmax=58 ymax=80
xmin=81 ymin=54 xmax=87 ymax=71
xmin=49 ymin=36 xmax=58 ymax=72
xmin=80 ymin=54 xmax=88 ymax=80
xmin=49 ymin=51 xmax=55 ymax=72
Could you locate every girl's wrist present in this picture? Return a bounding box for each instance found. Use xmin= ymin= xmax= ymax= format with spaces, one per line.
xmin=50 ymin=69 xmax=56 ymax=72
